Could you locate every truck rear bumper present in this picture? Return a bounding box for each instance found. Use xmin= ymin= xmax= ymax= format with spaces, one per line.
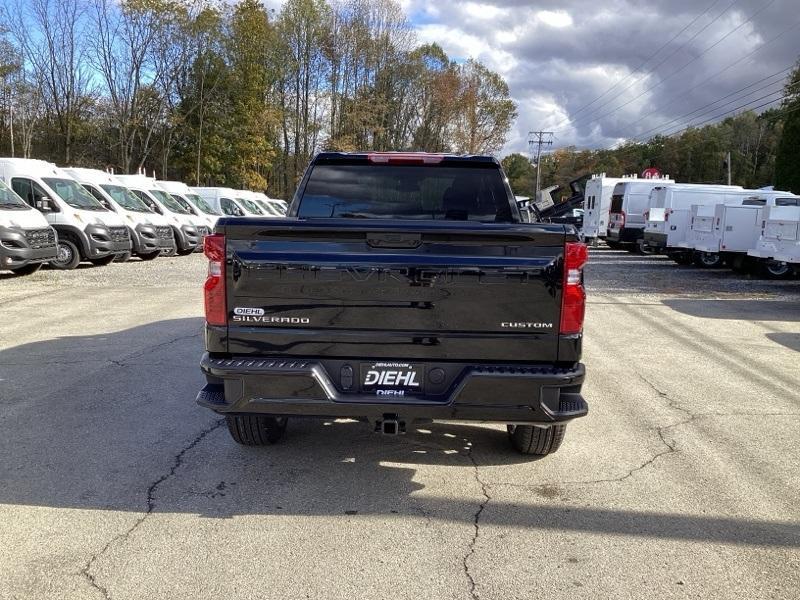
xmin=198 ymin=354 xmax=587 ymax=425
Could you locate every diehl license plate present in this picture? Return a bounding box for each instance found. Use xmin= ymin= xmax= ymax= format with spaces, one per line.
xmin=361 ymin=362 xmax=424 ymax=396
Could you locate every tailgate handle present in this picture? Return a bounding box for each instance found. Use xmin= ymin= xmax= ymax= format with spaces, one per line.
xmin=366 ymin=233 xmax=422 ymax=249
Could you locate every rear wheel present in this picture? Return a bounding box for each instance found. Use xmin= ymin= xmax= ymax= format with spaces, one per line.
xmin=50 ymin=239 xmax=81 ymax=270
xmin=762 ymin=260 xmax=793 ymax=279
xmin=635 ymin=240 xmax=655 ymax=255
xmin=507 ymin=424 xmax=566 ymax=455
xmin=89 ymin=254 xmax=116 ymax=267
xmin=695 ymin=251 xmax=722 ymax=268
xmin=9 ymin=263 xmax=42 ymax=276
xmin=226 ymin=415 xmax=288 ymax=446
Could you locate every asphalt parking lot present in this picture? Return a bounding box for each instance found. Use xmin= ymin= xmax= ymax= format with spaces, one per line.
xmin=1 ymin=249 xmax=798 ymax=600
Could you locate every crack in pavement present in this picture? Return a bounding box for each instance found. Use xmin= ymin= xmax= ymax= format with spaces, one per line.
xmin=462 ymin=445 xmax=490 ymax=600
xmin=79 ymin=418 xmax=225 ymax=599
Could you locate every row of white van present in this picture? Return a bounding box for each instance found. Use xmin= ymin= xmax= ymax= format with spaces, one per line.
xmin=581 ymin=174 xmax=800 ymax=277
xmin=0 ymin=158 xmax=288 ymax=276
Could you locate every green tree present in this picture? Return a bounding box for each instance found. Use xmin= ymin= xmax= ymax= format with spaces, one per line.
xmin=501 ymin=153 xmax=534 ymax=196
xmin=775 ymin=61 xmax=800 ymax=193
xmin=453 ymin=59 xmax=517 ymax=154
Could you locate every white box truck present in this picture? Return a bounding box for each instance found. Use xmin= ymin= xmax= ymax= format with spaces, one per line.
xmin=116 ymin=174 xmax=202 ymax=255
xmin=606 ymin=176 xmax=674 ymax=252
xmin=0 ymin=158 xmax=131 ymax=269
xmin=643 ymin=184 xmax=744 ymax=262
xmin=748 ymin=197 xmax=800 ymax=277
xmin=0 ymin=177 xmax=58 ymax=275
xmin=581 ymin=173 xmax=626 ymax=240
xmin=64 ymin=168 xmax=175 ymax=260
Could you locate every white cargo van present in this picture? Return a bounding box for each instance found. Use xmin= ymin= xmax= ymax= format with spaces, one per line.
xmin=643 ymin=184 xmax=744 ymax=260
xmin=192 ymin=187 xmax=265 ymax=217
xmin=239 ymin=191 xmax=283 ymax=217
xmin=64 ymin=168 xmax=175 ymax=260
xmin=607 ymin=176 xmax=674 ymax=251
xmin=0 ymin=158 xmax=131 ymax=269
xmin=581 ymin=174 xmax=625 ymax=240
xmin=0 ymin=178 xmax=58 ymax=275
xmin=680 ymin=191 xmax=796 ymax=269
xmin=116 ymin=174 xmax=201 ymax=255
xmin=156 ymin=180 xmax=221 ymax=231
xmin=748 ymin=197 xmax=800 ymax=276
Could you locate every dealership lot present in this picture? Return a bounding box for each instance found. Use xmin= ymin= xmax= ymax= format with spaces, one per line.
xmin=1 ymin=249 xmax=798 ymax=600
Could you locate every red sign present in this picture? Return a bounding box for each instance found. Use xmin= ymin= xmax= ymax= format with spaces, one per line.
xmin=642 ymin=168 xmax=661 ymax=179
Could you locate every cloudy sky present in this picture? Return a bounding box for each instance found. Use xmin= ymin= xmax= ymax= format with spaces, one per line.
xmin=397 ymin=0 xmax=798 ymax=156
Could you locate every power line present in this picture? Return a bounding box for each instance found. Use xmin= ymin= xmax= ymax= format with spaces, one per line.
xmin=551 ymin=0 xmax=727 ymax=129
xmin=632 ymin=70 xmax=794 ymax=140
xmin=528 ymin=130 xmax=553 ymax=196
xmin=560 ymin=0 xmax=778 ymax=134
xmin=660 ymin=93 xmax=787 ymax=138
xmin=622 ymin=16 xmax=800 ymax=135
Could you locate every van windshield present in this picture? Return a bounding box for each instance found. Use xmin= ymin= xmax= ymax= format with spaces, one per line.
xmin=43 ymin=177 xmax=106 ymax=211
xmin=259 ymin=201 xmax=280 ymax=216
xmin=101 ymin=184 xmax=151 ymax=212
xmin=0 ymin=180 xmax=30 ymax=209
xmin=238 ymin=198 xmax=264 ymax=215
xmin=170 ymin=195 xmax=197 ymax=215
xmin=186 ymin=193 xmax=220 ymax=215
xmin=149 ymin=189 xmax=192 ymax=214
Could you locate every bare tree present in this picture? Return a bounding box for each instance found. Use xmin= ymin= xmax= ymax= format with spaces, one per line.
xmin=5 ymin=0 xmax=95 ymax=163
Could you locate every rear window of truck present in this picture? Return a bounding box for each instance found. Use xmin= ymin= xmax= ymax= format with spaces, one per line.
xmin=297 ymin=164 xmax=514 ymax=222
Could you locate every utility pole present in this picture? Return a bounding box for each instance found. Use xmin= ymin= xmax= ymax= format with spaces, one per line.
xmin=726 ymin=151 xmax=731 ymax=186
xmin=528 ymin=130 xmax=553 ymax=197
xmin=9 ymin=102 xmax=14 ymax=158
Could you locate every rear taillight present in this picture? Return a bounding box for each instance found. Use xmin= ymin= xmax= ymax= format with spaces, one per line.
xmin=560 ymin=242 xmax=588 ymax=335
xmin=204 ymin=233 xmax=226 ymax=326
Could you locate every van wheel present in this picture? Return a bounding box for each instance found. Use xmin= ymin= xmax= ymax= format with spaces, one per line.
xmin=114 ymin=252 xmax=132 ymax=263
xmin=225 ymin=415 xmax=288 ymax=446
xmin=89 ymin=254 xmax=116 ymax=267
xmin=138 ymin=250 xmax=160 ymax=261
xmin=695 ymin=251 xmax=722 ymax=268
xmin=10 ymin=263 xmax=42 ymax=276
xmin=507 ymin=424 xmax=566 ymax=455
xmin=635 ymin=240 xmax=655 ymax=255
xmin=51 ymin=240 xmax=81 ymax=270
xmin=763 ymin=260 xmax=793 ymax=279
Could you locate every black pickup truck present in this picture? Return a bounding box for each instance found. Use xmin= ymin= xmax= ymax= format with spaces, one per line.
xmin=197 ymin=152 xmax=588 ymax=455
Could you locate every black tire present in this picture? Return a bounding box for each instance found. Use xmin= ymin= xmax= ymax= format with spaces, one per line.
xmin=9 ymin=263 xmax=42 ymax=276
xmin=176 ymin=247 xmax=195 ymax=256
xmin=694 ymin=251 xmax=722 ymax=268
xmin=635 ymin=240 xmax=655 ymax=255
xmin=50 ymin=239 xmax=81 ymax=270
xmin=89 ymin=254 xmax=117 ymax=267
xmin=762 ymin=260 xmax=793 ymax=279
xmin=226 ymin=415 xmax=288 ymax=446
xmin=138 ymin=250 xmax=161 ymax=261
xmin=114 ymin=252 xmax=132 ymax=263
xmin=507 ymin=424 xmax=566 ymax=455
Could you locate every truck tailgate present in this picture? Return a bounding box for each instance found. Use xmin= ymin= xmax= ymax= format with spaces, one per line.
xmin=220 ymin=220 xmax=568 ymax=362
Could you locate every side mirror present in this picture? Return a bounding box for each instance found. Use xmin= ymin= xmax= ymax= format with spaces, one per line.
xmin=36 ymin=197 xmax=54 ymax=212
